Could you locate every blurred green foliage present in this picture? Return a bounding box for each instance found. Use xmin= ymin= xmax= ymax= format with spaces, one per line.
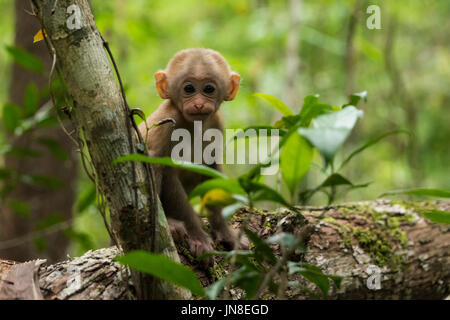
xmin=0 ymin=0 xmax=449 ymax=257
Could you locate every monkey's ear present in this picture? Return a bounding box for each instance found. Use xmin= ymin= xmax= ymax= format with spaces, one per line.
xmin=155 ymin=71 xmax=169 ymax=99
xmin=224 ymin=73 xmax=240 ymax=101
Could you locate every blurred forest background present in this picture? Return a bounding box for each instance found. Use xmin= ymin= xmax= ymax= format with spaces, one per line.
xmin=0 ymin=0 xmax=448 ymax=261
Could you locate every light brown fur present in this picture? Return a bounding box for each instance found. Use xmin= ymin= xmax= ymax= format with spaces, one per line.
xmin=139 ymin=49 xmax=244 ymax=266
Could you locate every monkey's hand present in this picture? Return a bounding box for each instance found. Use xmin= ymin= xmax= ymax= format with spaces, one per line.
xmin=189 ymin=232 xmax=215 ymax=268
xmin=213 ymin=226 xmax=250 ymax=251
xmin=167 ymin=218 xmax=214 ymax=268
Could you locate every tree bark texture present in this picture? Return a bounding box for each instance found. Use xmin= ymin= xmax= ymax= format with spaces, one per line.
xmin=1 ymin=200 xmax=448 ymax=300
xmin=30 ymin=0 xmax=188 ymax=299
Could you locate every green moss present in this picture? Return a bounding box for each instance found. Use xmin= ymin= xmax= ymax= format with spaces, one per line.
xmin=352 ymin=227 xmax=395 ymax=266
xmin=317 ymin=203 xmax=409 ymax=270
xmin=390 ymin=200 xmax=439 ymax=213
xmin=209 ymin=262 xmax=227 ymax=281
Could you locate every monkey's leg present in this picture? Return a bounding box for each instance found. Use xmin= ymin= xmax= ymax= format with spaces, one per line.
xmin=160 ymin=169 xmax=214 ymax=264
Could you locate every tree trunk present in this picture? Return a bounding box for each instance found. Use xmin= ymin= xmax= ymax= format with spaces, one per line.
xmin=0 ymin=0 xmax=78 ymax=264
xmin=30 ymin=0 xmax=188 ymax=299
xmin=1 ymin=200 xmax=448 ymax=300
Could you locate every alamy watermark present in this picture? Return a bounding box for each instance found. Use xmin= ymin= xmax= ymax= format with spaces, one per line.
xmin=171 ymin=121 xmax=280 ymax=175
xmin=366 ymin=264 xmax=382 ymax=290
xmin=366 ymin=5 xmax=381 ymax=30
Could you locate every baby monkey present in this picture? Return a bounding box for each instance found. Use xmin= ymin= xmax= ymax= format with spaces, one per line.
xmin=139 ymin=49 xmax=245 ymax=265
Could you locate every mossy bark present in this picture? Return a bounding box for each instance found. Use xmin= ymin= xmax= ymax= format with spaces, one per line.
xmin=1 ymin=200 xmax=447 ymax=300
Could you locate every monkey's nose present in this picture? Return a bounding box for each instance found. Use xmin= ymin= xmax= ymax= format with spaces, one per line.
xmin=194 ymin=104 xmax=204 ymax=110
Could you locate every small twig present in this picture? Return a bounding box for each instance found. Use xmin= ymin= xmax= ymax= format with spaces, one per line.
xmin=51 ymin=0 xmax=58 ymax=15
xmin=0 ymin=219 xmax=72 ymax=250
xmin=100 ymin=33 xmax=158 ymax=253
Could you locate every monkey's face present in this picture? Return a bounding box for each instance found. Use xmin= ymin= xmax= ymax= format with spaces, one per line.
xmin=177 ymin=78 xmax=222 ymax=122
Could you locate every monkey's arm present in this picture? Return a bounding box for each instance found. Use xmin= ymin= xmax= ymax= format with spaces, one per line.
xmin=160 ymin=168 xmax=214 ymax=260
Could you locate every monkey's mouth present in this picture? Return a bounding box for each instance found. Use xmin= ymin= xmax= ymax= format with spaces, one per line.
xmin=186 ymin=112 xmax=211 ymax=120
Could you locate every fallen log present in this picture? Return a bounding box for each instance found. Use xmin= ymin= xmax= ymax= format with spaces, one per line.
xmin=0 ymin=200 xmax=449 ymax=300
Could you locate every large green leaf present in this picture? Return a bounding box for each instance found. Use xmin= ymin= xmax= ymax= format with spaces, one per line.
xmin=113 ymin=154 xmax=227 ymax=179
xmin=22 ymin=174 xmax=63 ymax=190
xmin=299 ymin=106 xmax=363 ymax=166
xmin=115 ymin=251 xmax=205 ymax=296
xmin=2 ymin=104 xmax=21 ymax=132
xmin=320 ymin=173 xmax=353 ymax=187
xmin=380 ymin=188 xmax=450 ymax=198
xmin=205 ymin=278 xmax=227 ymax=300
xmin=6 ymin=45 xmax=44 ymax=74
xmin=288 ymin=262 xmax=341 ymax=297
xmin=244 ymin=228 xmax=277 ymax=265
xmin=222 ymin=202 xmax=246 ymax=220
xmin=298 ymin=95 xmax=335 ymax=128
xmin=281 ymin=131 xmax=314 ymax=197
xmin=421 ymin=210 xmax=450 ymax=225
xmin=248 ymin=181 xmax=291 ymax=207
xmin=24 ymin=82 xmax=40 ymax=116
xmin=9 ymin=199 xmax=30 ymax=217
xmin=254 ymin=93 xmax=293 ymax=116
xmin=75 ymin=183 xmax=97 ymax=215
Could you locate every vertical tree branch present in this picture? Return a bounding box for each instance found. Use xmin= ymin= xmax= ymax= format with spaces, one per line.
xmin=31 ymin=0 xmax=189 ymax=299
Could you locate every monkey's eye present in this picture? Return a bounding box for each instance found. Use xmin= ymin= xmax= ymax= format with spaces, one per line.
xmin=203 ymin=84 xmax=215 ymax=94
xmin=184 ymin=84 xmax=195 ymax=94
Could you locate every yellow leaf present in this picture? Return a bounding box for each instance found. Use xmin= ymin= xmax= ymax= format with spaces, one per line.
xmin=33 ymin=29 xmax=47 ymax=43
xmin=199 ymin=189 xmax=235 ymax=215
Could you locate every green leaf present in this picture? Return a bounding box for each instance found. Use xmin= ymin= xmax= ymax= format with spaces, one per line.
xmin=116 ymin=251 xmax=205 ymax=296
xmin=288 ymin=262 xmax=335 ymax=297
xmin=231 ymin=265 xmax=263 ymax=299
xmin=24 ymin=82 xmax=40 ymax=116
xmin=36 ymin=213 xmax=63 ymax=230
xmin=205 ymin=278 xmax=227 ymax=300
xmin=299 ymin=270 xmax=330 ymax=297
xmin=189 ymin=178 xmax=245 ymax=199
xmin=64 ymin=228 xmax=95 ymax=251
xmin=6 ymin=45 xmax=44 ymax=73
xmin=1 ymin=146 xmax=42 ymax=158
xmin=266 ymin=232 xmax=302 ymax=250
xmin=113 ymin=154 xmax=227 ymax=179
xmin=421 ymin=210 xmax=450 ymax=225
xmin=380 ymin=188 xmax=450 ymax=198
xmin=340 ymin=130 xmax=409 ymax=169
xmin=36 ymin=137 xmax=68 ymax=161
xmin=254 ymin=93 xmax=293 ymax=116
xmin=320 ymin=173 xmax=353 ymax=187
xmin=299 ymin=104 xmax=335 ymax=128
xmin=248 ymin=182 xmax=291 ymax=208
xmin=275 ymin=115 xmax=301 ymax=130
xmin=75 ymin=183 xmax=97 ymax=214
xmin=299 ymin=95 xmax=335 ymax=128
xmin=222 ymin=202 xmax=245 ymax=220
xmin=2 ymin=104 xmax=21 ymax=132
xmin=281 ymin=131 xmax=314 ymax=197
xmin=299 ymin=106 xmax=363 ymax=166
xmin=22 ymin=174 xmax=63 ymax=190
xmin=343 ymin=91 xmax=367 ymax=108
xmin=244 ymin=228 xmax=277 ymax=265
xmin=9 ymin=199 xmax=30 ymax=217
xmin=328 ymin=275 xmax=342 ymax=289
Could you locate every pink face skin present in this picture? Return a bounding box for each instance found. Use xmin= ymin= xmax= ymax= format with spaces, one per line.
xmin=178 ymin=78 xmax=221 ymax=122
